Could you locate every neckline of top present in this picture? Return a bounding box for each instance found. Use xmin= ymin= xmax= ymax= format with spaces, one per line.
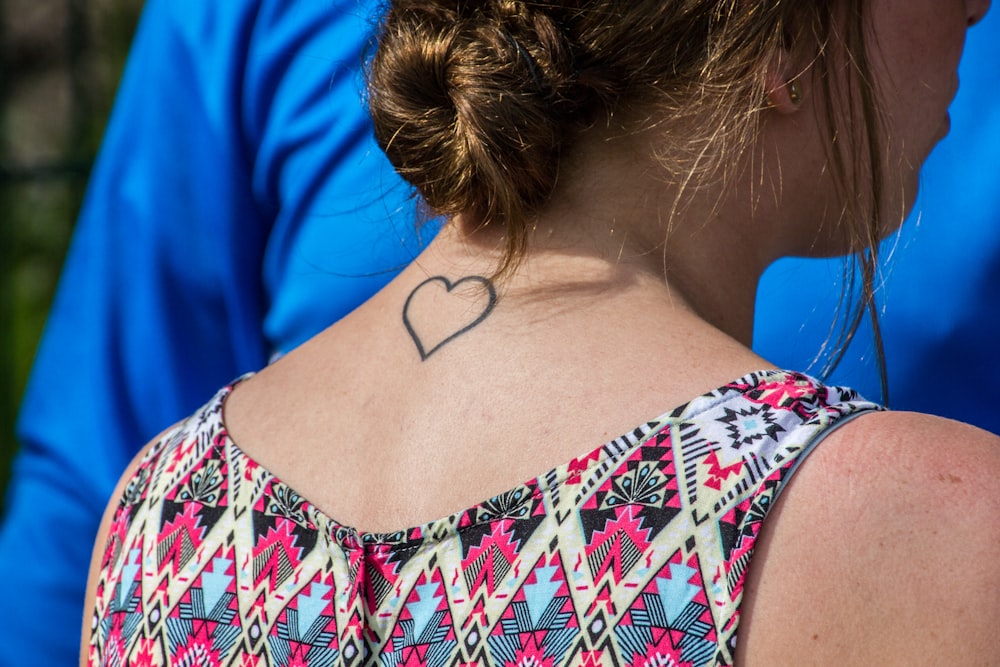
xmin=208 ymin=369 xmax=848 ymax=550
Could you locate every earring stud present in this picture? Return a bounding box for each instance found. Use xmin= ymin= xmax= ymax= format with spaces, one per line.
xmin=788 ymin=80 xmax=802 ymax=105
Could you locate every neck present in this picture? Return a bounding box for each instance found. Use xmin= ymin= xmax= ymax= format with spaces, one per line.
xmin=445 ymin=133 xmax=778 ymax=347
xmin=428 ymin=227 xmax=762 ymax=350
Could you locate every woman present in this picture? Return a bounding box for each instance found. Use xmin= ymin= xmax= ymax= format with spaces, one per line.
xmin=83 ymin=0 xmax=998 ymax=664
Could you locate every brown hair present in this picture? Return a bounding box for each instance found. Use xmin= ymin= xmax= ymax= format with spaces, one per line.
xmin=367 ymin=0 xmax=889 ymax=399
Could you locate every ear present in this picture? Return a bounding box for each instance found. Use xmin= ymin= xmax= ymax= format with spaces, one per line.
xmin=765 ymin=51 xmax=803 ymax=115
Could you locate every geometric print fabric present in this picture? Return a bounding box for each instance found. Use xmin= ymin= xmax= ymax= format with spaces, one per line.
xmin=88 ymin=370 xmax=880 ymax=666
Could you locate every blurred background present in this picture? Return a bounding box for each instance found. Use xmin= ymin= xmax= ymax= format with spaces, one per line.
xmin=0 ymin=0 xmax=141 ymax=508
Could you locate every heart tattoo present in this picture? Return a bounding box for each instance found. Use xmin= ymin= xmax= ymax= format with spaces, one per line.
xmin=402 ymin=275 xmax=497 ymax=360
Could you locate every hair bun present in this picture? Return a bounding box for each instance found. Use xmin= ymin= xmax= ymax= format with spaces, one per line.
xmin=368 ymin=1 xmax=582 ymax=237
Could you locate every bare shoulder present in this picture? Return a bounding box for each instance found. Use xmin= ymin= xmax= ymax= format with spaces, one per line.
xmin=813 ymin=409 xmax=1000 ymax=501
xmin=736 ymin=410 xmax=1000 ymax=665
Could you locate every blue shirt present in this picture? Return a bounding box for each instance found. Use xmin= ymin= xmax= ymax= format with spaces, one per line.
xmin=0 ymin=1 xmax=424 ymax=663
xmin=1 ymin=1 xmax=998 ymax=663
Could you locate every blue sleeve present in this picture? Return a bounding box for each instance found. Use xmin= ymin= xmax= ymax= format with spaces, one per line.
xmin=0 ymin=1 xmax=420 ymax=663
xmin=754 ymin=8 xmax=1000 ymax=433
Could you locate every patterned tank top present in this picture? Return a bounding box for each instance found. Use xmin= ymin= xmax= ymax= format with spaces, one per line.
xmin=88 ymin=370 xmax=879 ymax=666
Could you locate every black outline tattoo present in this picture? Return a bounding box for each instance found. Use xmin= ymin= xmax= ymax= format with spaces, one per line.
xmin=402 ymin=275 xmax=497 ymax=360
